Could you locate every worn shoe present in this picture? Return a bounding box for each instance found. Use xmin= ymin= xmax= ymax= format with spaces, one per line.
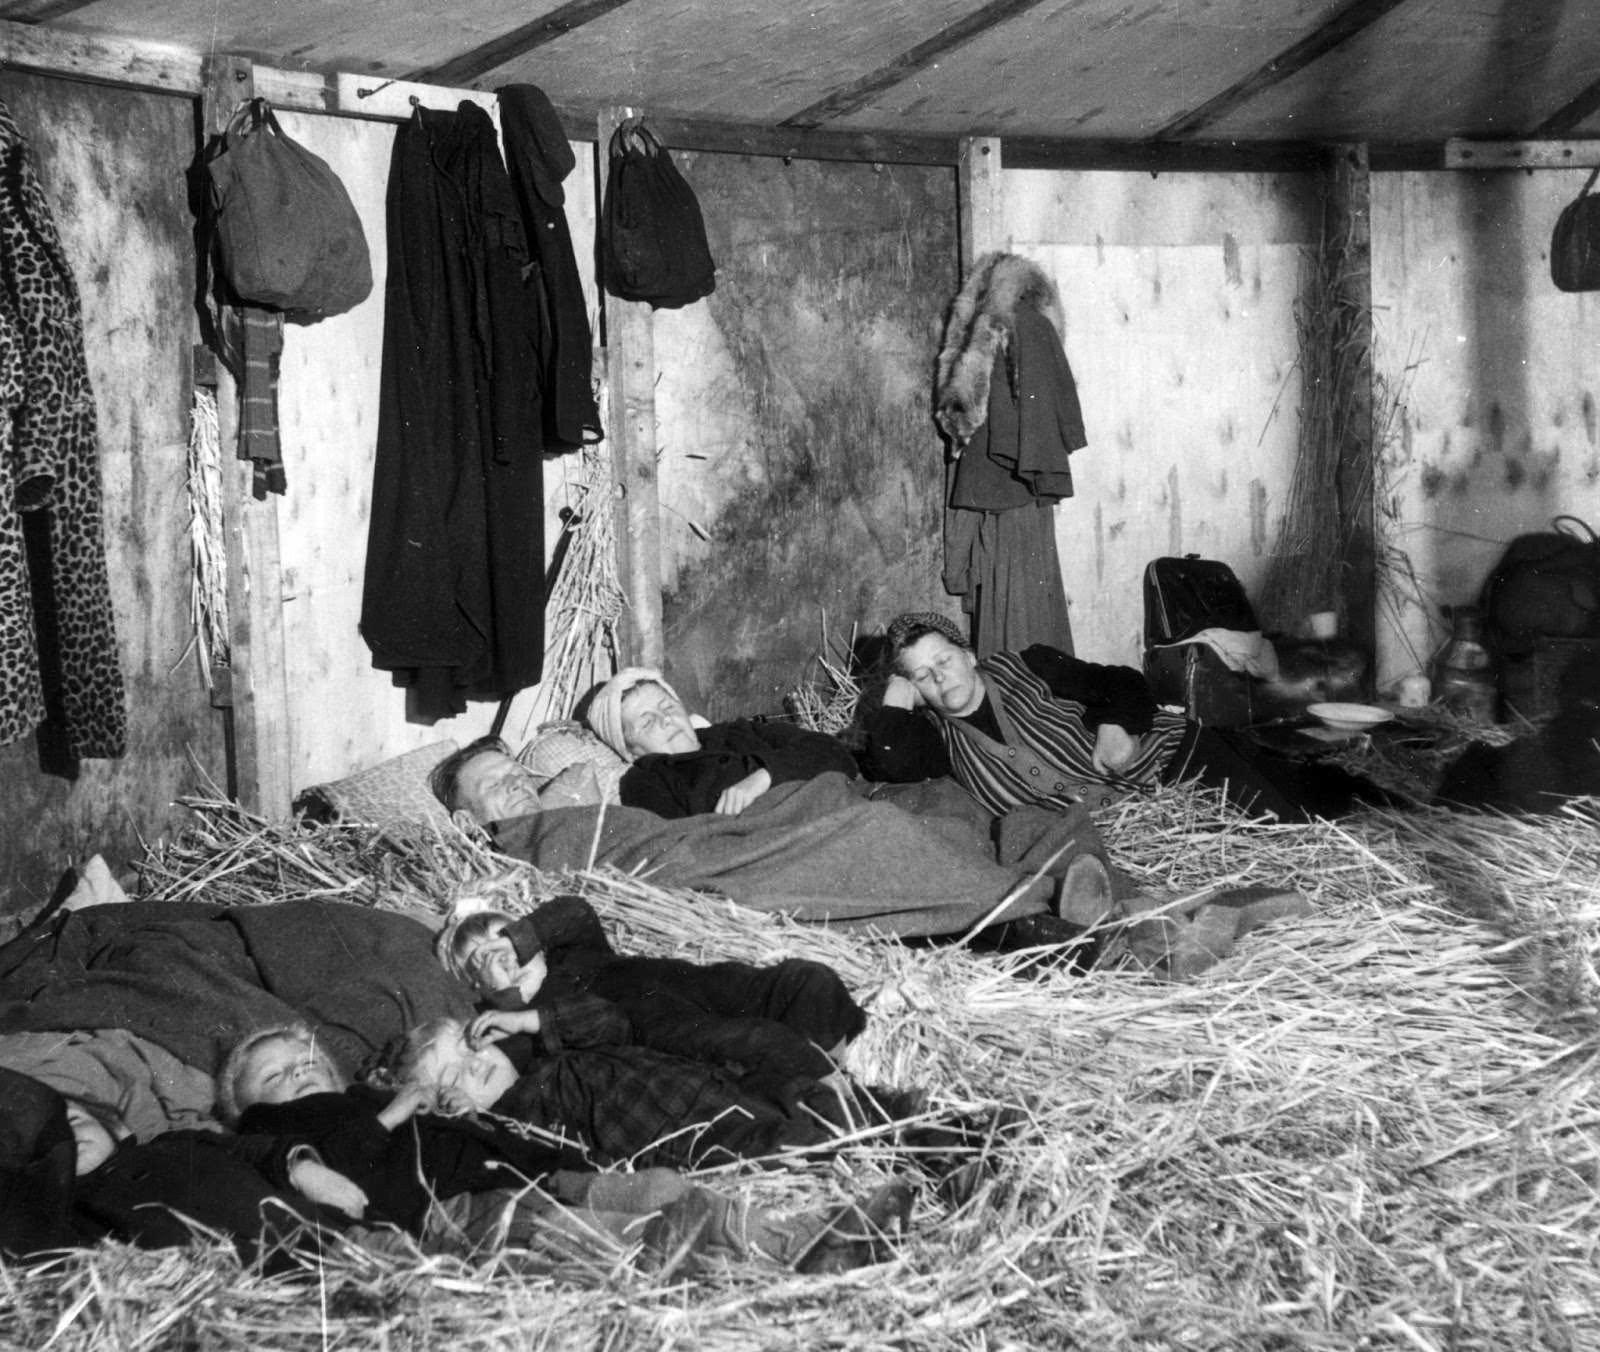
xmin=1055 ymin=853 xmax=1116 ymax=929
xmin=1196 ymin=884 xmax=1314 ymax=936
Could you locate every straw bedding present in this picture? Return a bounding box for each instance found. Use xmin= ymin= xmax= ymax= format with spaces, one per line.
xmin=5 ymin=785 xmax=1599 ymax=1351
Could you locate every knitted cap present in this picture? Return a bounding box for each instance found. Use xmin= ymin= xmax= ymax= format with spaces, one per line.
xmin=884 ymin=611 xmax=971 ymax=659
xmin=586 ymin=667 xmax=685 ymax=761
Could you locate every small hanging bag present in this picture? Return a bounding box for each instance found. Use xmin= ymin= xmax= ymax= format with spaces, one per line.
xmin=205 ymin=98 xmax=373 ymax=321
xmin=1551 ymin=165 xmax=1600 ymax=293
xmin=599 ymin=119 xmax=716 ymax=309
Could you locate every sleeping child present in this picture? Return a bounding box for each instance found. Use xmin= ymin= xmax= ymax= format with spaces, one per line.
xmin=435 ymin=892 xmax=866 ymax=1108
xmin=224 ymin=1021 xmax=910 ymax=1274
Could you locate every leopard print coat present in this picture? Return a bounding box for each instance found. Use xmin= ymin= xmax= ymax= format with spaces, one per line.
xmin=0 ymin=94 xmax=126 ymax=758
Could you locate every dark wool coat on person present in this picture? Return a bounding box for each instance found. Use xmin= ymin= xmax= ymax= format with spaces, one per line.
xmin=620 ymin=718 xmax=862 ymax=818
xmin=485 ymin=895 xmax=865 ymax=1101
xmin=359 ymin=101 xmax=547 ymax=719
xmin=490 ymin=1036 xmax=841 ymax=1171
xmin=239 ymin=1085 xmax=590 ymax=1234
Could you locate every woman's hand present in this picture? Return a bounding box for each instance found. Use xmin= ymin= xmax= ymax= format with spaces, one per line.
xmin=469 ymin=1008 xmax=541 ymax=1047
xmin=289 ymin=1158 xmax=369 ymax=1220
xmin=715 ymin=768 xmax=772 ymax=815
xmin=880 ymin=675 xmax=923 ymax=710
xmin=1092 ymin=723 xmax=1140 ymax=774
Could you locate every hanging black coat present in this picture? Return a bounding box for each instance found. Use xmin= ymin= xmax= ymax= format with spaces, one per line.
xmin=498 ymin=84 xmax=603 ymax=452
xmin=360 ymin=102 xmax=546 ymax=719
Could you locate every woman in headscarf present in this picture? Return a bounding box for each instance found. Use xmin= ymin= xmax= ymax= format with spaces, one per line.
xmin=586 ymin=667 xmax=861 ymax=818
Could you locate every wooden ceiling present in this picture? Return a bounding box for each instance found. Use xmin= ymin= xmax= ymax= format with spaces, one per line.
xmin=2 ymin=0 xmax=1597 ymax=168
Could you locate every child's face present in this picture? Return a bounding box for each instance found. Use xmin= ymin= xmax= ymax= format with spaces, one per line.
xmin=236 ymin=1034 xmax=345 ymax=1108
xmin=620 ymin=685 xmax=699 ymax=757
xmin=417 ymin=1028 xmax=517 ymax=1111
xmin=461 ymin=921 xmax=520 ymax=995
xmin=64 ymin=1101 xmax=121 ymax=1176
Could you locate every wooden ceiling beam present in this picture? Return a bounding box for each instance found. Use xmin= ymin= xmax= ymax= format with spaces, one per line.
xmin=1152 ymin=0 xmax=1414 ymax=140
xmin=1536 ymin=77 xmax=1600 ymax=138
xmin=0 ymin=18 xmax=1454 ymax=173
xmin=779 ymin=0 xmax=1051 ymax=130
xmin=409 ymin=0 xmax=638 ymax=88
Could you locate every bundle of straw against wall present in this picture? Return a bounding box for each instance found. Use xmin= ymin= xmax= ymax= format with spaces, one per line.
xmin=8 ymin=786 xmax=1600 ymax=1350
xmin=1257 ymin=199 xmax=1375 ymax=638
xmin=186 ymin=385 xmax=229 ymax=686
xmin=513 ymin=442 xmax=626 ymax=738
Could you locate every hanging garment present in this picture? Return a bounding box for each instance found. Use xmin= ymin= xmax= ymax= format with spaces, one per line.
xmin=936 ymin=255 xmax=1084 ymax=657
xmin=360 ymin=103 xmax=546 ymax=720
xmin=497 ymin=85 xmax=603 ymax=452
xmin=0 ymin=95 xmax=126 ymax=759
xmin=943 ymin=499 xmax=1074 ymax=658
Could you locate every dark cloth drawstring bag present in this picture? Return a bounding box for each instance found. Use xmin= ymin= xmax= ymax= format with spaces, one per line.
xmin=599 ymin=120 xmax=716 ymax=309
xmin=205 ymin=98 xmax=373 ymax=321
xmin=1551 ymin=165 xmax=1600 ymax=293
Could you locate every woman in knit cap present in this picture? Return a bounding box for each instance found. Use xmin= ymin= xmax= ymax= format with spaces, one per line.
xmin=586 ymin=667 xmax=862 ymax=819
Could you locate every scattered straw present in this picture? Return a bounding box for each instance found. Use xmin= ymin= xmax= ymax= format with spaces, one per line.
xmin=10 ymin=785 xmax=1600 ymax=1349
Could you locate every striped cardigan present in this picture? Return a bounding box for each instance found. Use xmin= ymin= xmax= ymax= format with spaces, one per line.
xmin=937 ymin=651 xmax=1187 ymax=814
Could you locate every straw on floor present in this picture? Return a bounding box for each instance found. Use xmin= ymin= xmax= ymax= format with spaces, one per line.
xmin=6 ymin=786 xmax=1600 ymax=1352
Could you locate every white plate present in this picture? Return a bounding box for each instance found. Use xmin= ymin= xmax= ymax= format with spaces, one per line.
xmin=1307 ymin=701 xmax=1393 ymax=733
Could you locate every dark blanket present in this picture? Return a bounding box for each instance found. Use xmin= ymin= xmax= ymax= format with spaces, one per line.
xmin=0 ymin=900 xmax=475 ymax=1077
xmin=492 ymin=771 xmax=1078 ymax=937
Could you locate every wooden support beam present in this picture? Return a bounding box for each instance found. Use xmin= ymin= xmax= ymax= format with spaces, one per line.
xmin=410 ymin=0 xmax=638 ymax=88
xmin=201 ymin=56 xmax=293 ymax=817
xmin=598 ymin=107 xmax=664 ymax=670
xmin=781 ymin=0 xmax=1051 ymax=130
xmin=1152 ymin=0 xmax=1413 ymax=140
xmin=957 ymin=136 xmax=1005 ymax=270
xmin=1444 ymin=138 xmax=1600 ymax=170
xmin=1536 ymin=76 xmax=1600 ymax=138
xmin=1328 ymin=143 xmax=1378 ymax=667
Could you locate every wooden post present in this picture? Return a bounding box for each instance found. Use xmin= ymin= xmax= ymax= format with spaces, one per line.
xmin=598 ymin=105 xmax=664 ymax=670
xmin=1329 ymin=143 xmax=1377 ymax=667
xmin=957 ymin=136 xmax=1005 ymax=270
xmin=200 ymin=56 xmax=293 ymax=817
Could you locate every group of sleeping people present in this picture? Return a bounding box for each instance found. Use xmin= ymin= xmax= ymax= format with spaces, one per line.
xmin=435 ymin=610 xmax=1384 ymax=950
xmin=3 ymin=612 xmax=1381 ymax=1277
xmin=4 ymin=886 xmax=975 ymax=1277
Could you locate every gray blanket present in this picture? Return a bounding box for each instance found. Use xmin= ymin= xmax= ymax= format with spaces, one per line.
xmin=494 ymin=772 xmax=1101 ymax=937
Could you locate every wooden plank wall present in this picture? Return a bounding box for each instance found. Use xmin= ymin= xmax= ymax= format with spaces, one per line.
xmin=648 ymin=152 xmax=958 ymax=720
xmin=998 ymin=169 xmax=1319 ymax=666
xmin=1371 ymin=168 xmax=1600 ymax=688
xmin=0 ymin=73 xmax=224 ymax=922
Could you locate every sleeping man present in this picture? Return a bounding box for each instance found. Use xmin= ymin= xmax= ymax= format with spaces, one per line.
xmin=429 ymin=734 xmax=1113 ymax=950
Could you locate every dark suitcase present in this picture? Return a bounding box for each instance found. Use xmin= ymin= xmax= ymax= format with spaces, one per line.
xmin=1143 ymin=555 xmax=1261 ymax=727
xmin=1143 ymin=555 xmax=1259 ymax=647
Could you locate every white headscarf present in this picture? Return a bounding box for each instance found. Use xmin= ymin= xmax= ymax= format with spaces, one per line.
xmin=585 ymin=667 xmax=685 ymax=762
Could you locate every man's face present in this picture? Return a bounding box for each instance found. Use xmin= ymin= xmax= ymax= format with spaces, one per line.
xmin=419 ymin=1029 xmax=518 ymax=1110
xmin=456 ymin=751 xmax=544 ymax=824
xmin=237 ymin=1034 xmax=345 ymax=1108
xmin=620 ymin=684 xmax=700 ymax=757
xmin=899 ymin=633 xmax=985 ymax=717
